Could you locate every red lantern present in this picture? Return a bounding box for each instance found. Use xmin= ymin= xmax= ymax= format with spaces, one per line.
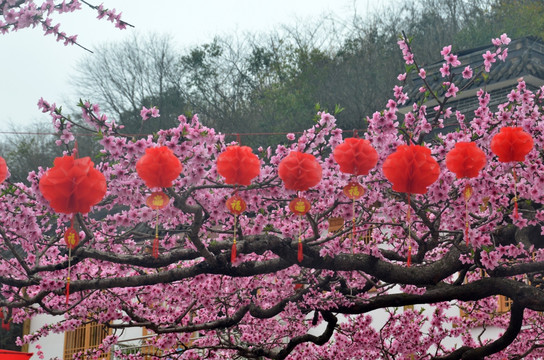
xmin=490 ymin=126 xmax=533 ymax=163
xmin=343 ymin=181 xmax=365 ymax=200
xmin=278 ymin=151 xmax=322 ymax=191
xmin=333 ymin=138 xmax=378 ymax=176
xmin=383 ymin=144 xmax=440 ymax=195
xmin=289 ymin=197 xmax=311 ymax=216
xmin=217 ymin=145 xmax=260 ymax=186
xmin=0 ymin=157 xmax=7 ymax=184
xmin=39 ymin=155 xmax=107 ymax=214
xmin=146 ymin=191 xmax=170 ymax=210
xmin=446 ymin=141 xmax=486 ymax=247
xmin=446 ymin=142 xmax=486 ymax=179
xmin=226 ymin=195 xmax=247 ymax=215
xmin=136 ymin=146 xmax=182 ymax=188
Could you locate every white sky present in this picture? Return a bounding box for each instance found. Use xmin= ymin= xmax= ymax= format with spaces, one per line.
xmin=0 ymin=0 xmax=387 ymax=133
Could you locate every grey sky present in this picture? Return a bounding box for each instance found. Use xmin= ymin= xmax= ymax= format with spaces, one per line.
xmin=0 ymin=0 xmax=385 ymax=133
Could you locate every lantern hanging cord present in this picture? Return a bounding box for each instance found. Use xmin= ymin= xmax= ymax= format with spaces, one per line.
xmin=351 ymin=197 xmax=356 ymax=253
xmin=464 ymin=183 xmax=472 ymax=246
xmin=66 ymin=247 xmax=71 ymax=305
xmin=513 ymin=168 xmax=519 ymax=219
xmin=297 ymin=214 xmax=303 ymax=262
xmin=407 ymin=194 xmax=412 ymax=267
xmin=153 ymin=210 xmax=159 ymax=259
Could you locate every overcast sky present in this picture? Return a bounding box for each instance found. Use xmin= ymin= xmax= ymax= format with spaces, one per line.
xmin=0 ymin=0 xmax=387 ymax=134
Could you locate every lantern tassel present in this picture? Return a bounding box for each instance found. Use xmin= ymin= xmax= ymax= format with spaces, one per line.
xmin=65 ymin=277 xmax=71 ymax=305
xmin=407 ymin=245 xmax=412 ymax=267
xmin=298 ymin=237 xmax=303 ymax=263
xmin=231 ymin=241 xmax=237 ymax=263
xmin=153 ymin=210 xmax=159 ymax=259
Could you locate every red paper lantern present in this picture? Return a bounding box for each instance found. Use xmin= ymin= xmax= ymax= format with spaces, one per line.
xmin=39 ymin=155 xmax=107 ymax=214
xmin=226 ymin=195 xmax=247 ymax=215
xmin=383 ymin=144 xmax=440 ymax=195
xmin=333 ymin=138 xmax=378 ymax=176
xmin=343 ymin=181 xmax=365 ymax=200
xmin=0 ymin=156 xmax=8 ymax=184
xmin=446 ymin=142 xmax=486 ymax=179
xmin=278 ymin=151 xmax=322 ymax=191
xmin=490 ymin=126 xmax=534 ymax=163
xmin=146 ymin=191 xmax=170 ymax=210
xmin=136 ymin=146 xmax=182 ymax=188
xmin=289 ymin=197 xmax=311 ymax=216
xmin=217 ymin=145 xmax=260 ymax=186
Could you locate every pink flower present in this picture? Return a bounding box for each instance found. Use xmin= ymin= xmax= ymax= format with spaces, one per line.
xmin=482 ymin=51 xmax=496 ymax=72
xmin=500 ymin=33 xmax=511 ymax=45
xmin=445 ymin=83 xmax=459 ymax=98
xmin=445 ymin=53 xmax=461 ymax=67
xmin=462 ymin=66 xmax=473 ymax=79
xmin=418 ymin=68 xmax=426 ymax=79
xmin=140 ymin=106 xmax=160 ymax=121
xmin=440 ymin=45 xmax=451 ymax=57
xmin=439 ymin=63 xmax=450 ymax=77
xmin=397 ymin=73 xmax=406 ymax=81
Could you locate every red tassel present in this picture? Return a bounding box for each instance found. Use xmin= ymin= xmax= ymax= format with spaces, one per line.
xmin=297 ymin=239 xmax=303 ymax=262
xmin=65 ymin=277 xmax=70 ymax=305
xmin=514 ymin=199 xmax=519 ymax=219
xmin=1 ymin=321 xmax=9 ymax=331
xmin=231 ymin=241 xmax=237 ymax=263
xmin=407 ymin=245 xmax=412 ymax=267
xmin=152 ymin=235 xmax=159 ymax=259
xmin=465 ymin=225 xmax=469 ymax=246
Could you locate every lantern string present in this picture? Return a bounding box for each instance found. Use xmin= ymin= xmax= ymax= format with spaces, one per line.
xmin=297 ymin=215 xmax=303 ymax=263
xmin=464 ymin=183 xmax=472 ymax=246
xmin=152 ymin=210 xmax=159 ymax=259
xmin=66 ymin=247 xmax=71 ymax=305
xmin=351 ymin=197 xmax=355 ymax=254
xmin=231 ymin=215 xmax=237 ymax=263
xmin=407 ymin=194 xmax=412 ymax=267
xmin=513 ymin=168 xmax=519 ymax=219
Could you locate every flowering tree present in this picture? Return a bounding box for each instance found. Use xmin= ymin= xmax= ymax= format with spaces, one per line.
xmin=3 ymin=3 xmax=544 ymax=359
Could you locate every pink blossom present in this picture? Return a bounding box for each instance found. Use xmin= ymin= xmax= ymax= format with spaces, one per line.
xmin=462 ymin=65 xmax=473 ymax=79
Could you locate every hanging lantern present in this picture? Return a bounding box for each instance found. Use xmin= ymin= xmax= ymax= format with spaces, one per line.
xmin=289 ymin=197 xmax=311 ymax=216
xmin=39 ymin=155 xmax=107 ymax=214
xmin=343 ymin=181 xmax=365 ymax=200
xmin=217 ymin=145 xmax=260 ymax=186
xmin=137 ymin=146 xmax=182 ymax=259
xmin=39 ymin=154 xmax=107 ymax=304
xmin=136 ymin=146 xmax=182 ymax=188
xmin=446 ymin=141 xmax=486 ymax=246
xmin=279 ymin=151 xmax=322 ymax=263
xmin=333 ymin=137 xmax=378 ymax=176
xmin=446 ymin=142 xmax=486 ymax=179
xmin=383 ymin=144 xmax=439 ymax=267
xmin=383 ymin=144 xmax=440 ymax=195
xmin=226 ymin=195 xmax=247 ymax=215
xmin=491 ymin=127 xmax=534 ymax=219
xmin=278 ymin=151 xmax=322 ymax=191
xmin=334 ymin=138 xmax=375 ymax=254
xmin=0 ymin=157 xmax=8 ymax=184
xmin=490 ymin=126 xmax=533 ymax=163
xmin=217 ymin=146 xmax=259 ymax=264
